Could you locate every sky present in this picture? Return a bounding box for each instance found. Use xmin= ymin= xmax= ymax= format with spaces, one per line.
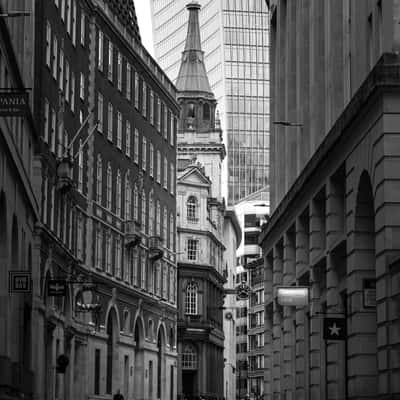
xmin=134 ymin=1 xmax=155 ymax=57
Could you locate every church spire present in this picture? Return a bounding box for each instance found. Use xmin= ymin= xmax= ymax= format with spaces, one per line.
xmin=175 ymin=1 xmax=213 ymax=97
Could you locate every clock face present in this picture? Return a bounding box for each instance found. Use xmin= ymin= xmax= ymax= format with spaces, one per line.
xmin=225 ymin=312 xmax=233 ymax=320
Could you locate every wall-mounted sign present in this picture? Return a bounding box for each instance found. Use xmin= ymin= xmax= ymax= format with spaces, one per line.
xmin=363 ymin=279 xmax=376 ymax=308
xmin=236 ymin=282 xmax=250 ymax=300
xmin=323 ymin=317 xmax=346 ymax=341
xmin=47 ymin=279 xmax=67 ymax=296
xmin=276 ymin=286 xmax=309 ymax=306
xmin=8 ymin=271 xmax=32 ymax=293
xmin=0 ymin=91 xmax=29 ymax=116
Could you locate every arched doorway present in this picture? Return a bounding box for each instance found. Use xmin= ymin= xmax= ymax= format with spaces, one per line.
xmin=133 ymin=317 xmax=145 ymax=399
xmin=157 ymin=326 xmax=166 ymax=400
xmin=106 ymin=307 xmax=119 ymax=394
xmin=350 ymin=171 xmax=377 ymax=395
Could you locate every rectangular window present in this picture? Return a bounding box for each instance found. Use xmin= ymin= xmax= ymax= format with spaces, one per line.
xmin=61 ymin=0 xmax=65 ymax=21
xmin=163 ymin=105 xmax=168 ymax=139
xmin=108 ymin=41 xmax=113 ymax=81
xmin=71 ymin=0 xmax=76 ymax=45
xmin=66 ymin=0 xmax=71 ymax=33
xmin=134 ymin=71 xmax=139 ymax=109
xmin=126 ymin=63 xmax=131 ymax=100
xmin=77 ymin=213 xmax=83 ymax=259
xmin=126 ymin=121 xmax=131 ymax=156
xmin=117 ymin=52 xmax=122 ymax=91
xmin=46 ymin=22 xmax=51 ymax=67
xmin=44 ymin=99 xmax=50 ymax=143
xmin=95 ymin=225 xmax=103 ymax=269
xmin=98 ymin=30 xmax=103 ymax=70
xmin=80 ymin=11 xmax=85 ymax=46
xmin=170 ymin=163 xmax=175 ymax=194
xmin=115 ymin=236 xmax=121 ymax=278
xmin=156 ymin=98 xmax=161 ymax=132
xmin=157 ymin=151 xmax=161 ymax=183
xmin=142 ymin=137 xmax=147 ymax=171
xmin=149 ymin=143 xmax=154 ymax=177
xmin=133 ymin=250 xmax=139 ymax=286
xmin=65 ymin=62 xmax=70 ymax=102
xmin=106 ymin=232 xmax=112 ymax=274
xmin=187 ymin=239 xmax=198 ymax=261
xmin=107 ymin=103 xmax=113 ymax=141
xmin=80 ymin=72 xmax=85 ymax=100
xmin=142 ymin=81 xmax=147 ymax=117
xmin=163 ymin=157 xmax=168 ymax=189
xmin=149 ymin=90 xmax=154 ymax=125
xmin=71 ymin=72 xmax=75 ymax=112
xmin=141 ymin=251 xmax=146 ymax=289
xmin=59 ymin=49 xmax=64 ymax=91
xmin=52 ymin=36 xmax=58 ymax=79
xmin=51 ymin=108 xmax=56 ymax=153
xmin=117 ymin=111 xmax=122 ymax=149
xmin=97 ymin=92 xmax=103 ymax=132
xmin=134 ymin=128 xmax=139 ymax=163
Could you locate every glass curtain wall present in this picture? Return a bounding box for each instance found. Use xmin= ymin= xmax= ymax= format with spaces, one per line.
xmin=151 ymin=0 xmax=269 ymax=204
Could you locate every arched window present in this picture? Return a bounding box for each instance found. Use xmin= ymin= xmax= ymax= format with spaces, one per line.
xmin=96 ymin=155 xmax=102 ymax=203
xmin=187 ymin=196 xmax=198 ymax=222
xmin=203 ymin=103 xmax=210 ymax=120
xmin=187 ymin=102 xmax=195 ymax=118
xmin=141 ymin=190 xmax=146 ymax=232
xmin=116 ymin=170 xmax=121 ymax=217
xmin=182 ymin=344 xmax=197 ymax=369
xmin=106 ymin=163 xmax=112 ymax=209
xmin=125 ymin=173 xmax=131 ymax=220
xmin=133 ymin=184 xmax=138 ymax=221
xmin=185 ymin=282 xmax=197 ymax=315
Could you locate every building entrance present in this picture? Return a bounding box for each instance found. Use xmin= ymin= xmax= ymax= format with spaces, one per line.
xmin=182 ymin=370 xmax=196 ymax=398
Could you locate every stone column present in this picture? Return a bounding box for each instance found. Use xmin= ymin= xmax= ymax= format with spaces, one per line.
xmin=272 ymin=243 xmax=283 ymax=399
xmin=282 ymin=232 xmax=296 ymax=399
xmin=264 ymin=255 xmax=273 ymax=400
xmin=295 ymin=216 xmax=310 ymax=400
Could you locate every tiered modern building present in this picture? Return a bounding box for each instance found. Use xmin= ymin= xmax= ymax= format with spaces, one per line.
xmin=174 ymin=3 xmax=241 ymax=399
xmin=0 ymin=1 xmax=180 ymax=399
xmin=262 ymin=0 xmax=400 ymax=399
xmin=234 ymin=199 xmax=268 ymax=400
xmin=150 ymin=0 xmax=270 ymax=204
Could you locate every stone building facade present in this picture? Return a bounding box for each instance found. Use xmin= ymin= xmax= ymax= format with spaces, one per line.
xmin=175 ymin=2 xmax=228 ymax=399
xmin=1 ymin=1 xmax=180 ymax=399
xmin=261 ymin=1 xmax=400 ymax=399
xmin=0 ymin=5 xmax=39 ymax=399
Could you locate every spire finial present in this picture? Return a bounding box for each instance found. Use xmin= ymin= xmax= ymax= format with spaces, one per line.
xmin=175 ymin=1 xmax=214 ymax=96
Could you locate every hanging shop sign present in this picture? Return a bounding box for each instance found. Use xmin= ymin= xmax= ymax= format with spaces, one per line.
xmin=0 ymin=91 xmax=29 ymax=116
xmin=236 ymin=282 xmax=251 ymax=300
xmin=47 ymin=279 xmax=67 ymax=296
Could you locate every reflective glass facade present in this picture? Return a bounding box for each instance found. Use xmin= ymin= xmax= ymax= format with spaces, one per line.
xmin=151 ymin=0 xmax=269 ymax=204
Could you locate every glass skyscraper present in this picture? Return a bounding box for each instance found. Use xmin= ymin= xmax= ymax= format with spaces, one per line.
xmin=150 ymin=0 xmax=269 ymax=205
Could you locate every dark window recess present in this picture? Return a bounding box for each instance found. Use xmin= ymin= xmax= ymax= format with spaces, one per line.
xmin=244 ymin=214 xmax=257 ymax=228
xmin=244 ymin=232 xmax=258 ymax=245
xmin=94 ymin=349 xmax=100 ymax=395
